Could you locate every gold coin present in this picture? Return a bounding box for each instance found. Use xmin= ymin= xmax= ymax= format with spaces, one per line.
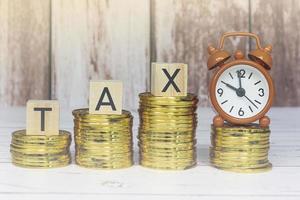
xmin=139 ymin=92 xmax=198 ymax=102
xmin=76 ymin=160 xmax=133 ymax=169
xmin=138 ymin=92 xmax=198 ymax=170
xmin=216 ymin=163 xmax=272 ymax=173
xmin=12 ymin=129 xmax=71 ymax=139
xmin=212 ymin=123 xmax=270 ymax=132
xmin=210 ymin=123 xmax=271 ymax=173
xmin=10 ymin=129 xmax=72 ymax=168
xmin=10 ymin=158 xmax=71 ymax=169
xmin=140 ymin=159 xmax=196 ymax=170
xmin=73 ymin=108 xmax=133 ymax=169
xmin=73 ymin=108 xmax=132 ymax=119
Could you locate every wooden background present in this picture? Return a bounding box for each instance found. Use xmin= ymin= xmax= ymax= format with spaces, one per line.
xmin=0 ymin=0 xmax=299 ymax=110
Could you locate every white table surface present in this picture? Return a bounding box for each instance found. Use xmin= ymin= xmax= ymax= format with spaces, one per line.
xmin=0 ymin=107 xmax=299 ymax=200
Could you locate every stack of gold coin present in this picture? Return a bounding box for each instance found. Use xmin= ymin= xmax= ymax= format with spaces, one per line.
xmin=210 ymin=123 xmax=271 ymax=173
xmin=10 ymin=130 xmax=71 ymax=168
xmin=138 ymin=92 xmax=198 ymax=170
xmin=72 ymin=108 xmax=133 ymax=169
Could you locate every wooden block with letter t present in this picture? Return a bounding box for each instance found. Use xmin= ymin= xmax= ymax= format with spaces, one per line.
xmin=151 ymin=63 xmax=188 ymax=96
xmin=89 ymin=80 xmax=123 ymax=115
xmin=26 ymin=100 xmax=59 ymax=135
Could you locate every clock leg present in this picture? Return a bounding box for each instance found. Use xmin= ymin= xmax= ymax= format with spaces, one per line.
xmin=259 ymin=116 xmax=270 ymax=128
xmin=213 ymin=115 xmax=224 ymax=127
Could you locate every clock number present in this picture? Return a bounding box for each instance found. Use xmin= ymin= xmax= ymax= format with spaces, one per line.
xmin=238 ymin=108 xmax=244 ymax=116
xmin=258 ymin=88 xmax=264 ymax=97
xmin=217 ymin=88 xmax=223 ymax=97
xmin=236 ymin=69 xmax=246 ymax=78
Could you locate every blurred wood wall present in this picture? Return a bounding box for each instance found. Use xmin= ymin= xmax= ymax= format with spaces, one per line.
xmin=0 ymin=0 xmax=299 ymax=110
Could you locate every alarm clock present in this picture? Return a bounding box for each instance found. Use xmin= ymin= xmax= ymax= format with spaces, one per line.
xmin=207 ymin=32 xmax=275 ymax=128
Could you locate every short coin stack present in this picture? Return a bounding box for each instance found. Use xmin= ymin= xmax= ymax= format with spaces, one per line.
xmin=210 ymin=123 xmax=271 ymax=173
xmin=72 ymin=108 xmax=133 ymax=169
xmin=10 ymin=130 xmax=71 ymax=168
xmin=138 ymin=92 xmax=198 ymax=170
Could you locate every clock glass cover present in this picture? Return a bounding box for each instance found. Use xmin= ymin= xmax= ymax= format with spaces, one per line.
xmin=215 ymin=64 xmax=269 ymax=119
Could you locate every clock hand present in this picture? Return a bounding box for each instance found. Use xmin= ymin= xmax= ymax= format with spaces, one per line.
xmin=237 ymin=70 xmax=242 ymax=88
xmin=221 ymin=81 xmax=238 ymax=92
xmin=244 ymin=95 xmax=258 ymax=109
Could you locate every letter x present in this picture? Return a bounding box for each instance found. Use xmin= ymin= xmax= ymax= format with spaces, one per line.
xmin=161 ymin=68 xmax=181 ymax=92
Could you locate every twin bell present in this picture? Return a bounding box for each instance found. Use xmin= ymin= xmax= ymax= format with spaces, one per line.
xmin=207 ymin=32 xmax=272 ymax=70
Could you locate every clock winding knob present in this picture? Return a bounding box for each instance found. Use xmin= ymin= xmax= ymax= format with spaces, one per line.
xmin=208 ymin=45 xmax=217 ymax=55
xmin=264 ymin=45 xmax=272 ymax=53
xmin=234 ymin=50 xmax=244 ymax=60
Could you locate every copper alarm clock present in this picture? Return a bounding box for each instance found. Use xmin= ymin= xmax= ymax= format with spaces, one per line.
xmin=207 ymin=32 xmax=275 ymax=128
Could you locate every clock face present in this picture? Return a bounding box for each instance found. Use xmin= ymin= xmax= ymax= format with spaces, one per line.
xmin=215 ymin=64 xmax=270 ymax=119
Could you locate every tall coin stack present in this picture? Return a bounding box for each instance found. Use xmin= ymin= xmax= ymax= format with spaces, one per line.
xmin=210 ymin=123 xmax=271 ymax=173
xmin=10 ymin=130 xmax=71 ymax=168
xmin=138 ymin=92 xmax=198 ymax=170
xmin=72 ymin=108 xmax=133 ymax=169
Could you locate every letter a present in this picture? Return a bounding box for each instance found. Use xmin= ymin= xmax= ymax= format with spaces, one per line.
xmin=95 ymin=87 xmax=116 ymax=111
xmin=89 ymin=81 xmax=123 ymax=114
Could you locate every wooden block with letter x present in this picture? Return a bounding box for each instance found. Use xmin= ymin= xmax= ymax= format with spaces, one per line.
xmin=89 ymin=80 xmax=123 ymax=115
xmin=26 ymin=100 xmax=59 ymax=135
xmin=151 ymin=63 xmax=188 ymax=96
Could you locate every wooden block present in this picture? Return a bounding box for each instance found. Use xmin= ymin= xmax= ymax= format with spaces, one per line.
xmin=151 ymin=63 xmax=188 ymax=96
xmin=26 ymin=100 xmax=59 ymax=135
xmin=89 ymin=81 xmax=123 ymax=115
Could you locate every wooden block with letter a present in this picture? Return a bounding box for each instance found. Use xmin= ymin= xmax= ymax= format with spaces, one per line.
xmin=26 ymin=100 xmax=59 ymax=135
xmin=89 ymin=80 xmax=123 ymax=115
xmin=151 ymin=63 xmax=188 ymax=96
